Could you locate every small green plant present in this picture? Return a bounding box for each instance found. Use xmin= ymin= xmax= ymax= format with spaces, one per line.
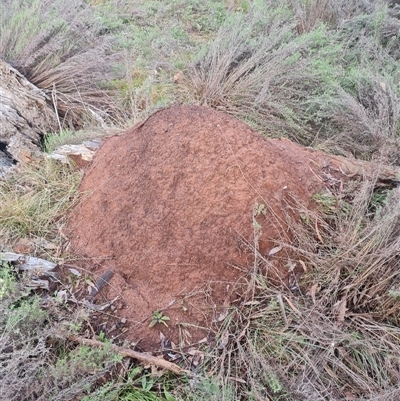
xmin=84 ymin=365 xmax=177 ymax=401
xmin=264 ymin=371 xmax=283 ymax=394
xmin=6 ymin=297 xmax=48 ymax=337
xmin=183 ymin=375 xmax=234 ymax=401
xmin=149 ymin=310 xmax=170 ymax=327
xmin=0 ymin=261 xmax=16 ymax=300
xmin=98 ymin=331 xmax=107 ymax=342
xmin=43 ymin=129 xmax=75 ymax=153
xmin=67 ymin=321 xmax=83 ymax=334
xmin=369 ymin=188 xmax=391 ymax=215
xmin=388 ymin=288 xmax=400 ymax=300
xmin=312 ymin=191 xmax=337 ymax=214
xmin=252 ymin=202 xmax=266 ymax=235
xmin=253 ymin=202 xmax=267 ymax=217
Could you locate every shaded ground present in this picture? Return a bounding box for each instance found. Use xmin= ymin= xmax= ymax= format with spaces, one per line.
xmin=67 ymin=105 xmax=338 ymax=350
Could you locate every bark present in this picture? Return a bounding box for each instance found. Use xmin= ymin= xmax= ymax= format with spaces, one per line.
xmin=0 ymin=59 xmax=58 ymax=174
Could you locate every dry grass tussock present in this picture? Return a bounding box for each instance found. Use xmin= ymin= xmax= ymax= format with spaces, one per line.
xmin=0 ymin=0 xmax=124 ymax=128
xmin=0 ymin=159 xmax=82 ymax=248
xmin=316 ymin=2 xmax=400 ymax=161
xmin=322 ymin=60 xmax=400 ymax=164
xmin=184 ymin=6 xmax=311 ymax=137
xmin=289 ymin=0 xmax=384 ymax=33
xmin=190 ymin=176 xmax=400 ymax=400
xmin=184 ymin=0 xmax=400 ymax=162
xmin=323 ymin=76 xmax=400 ymax=162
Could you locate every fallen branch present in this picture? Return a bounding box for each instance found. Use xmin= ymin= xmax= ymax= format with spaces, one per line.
xmin=329 ymin=154 xmax=400 ymax=183
xmin=68 ymin=335 xmax=189 ymax=376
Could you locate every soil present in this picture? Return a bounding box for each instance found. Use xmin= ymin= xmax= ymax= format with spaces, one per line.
xmin=67 ymin=105 xmax=339 ymax=351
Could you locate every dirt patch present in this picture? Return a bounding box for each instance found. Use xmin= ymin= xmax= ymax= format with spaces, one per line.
xmin=67 ymin=105 xmax=336 ymax=350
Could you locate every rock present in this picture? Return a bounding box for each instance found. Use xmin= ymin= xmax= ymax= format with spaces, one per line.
xmin=67 ymin=105 xmax=337 ymax=350
xmin=47 ymin=141 xmax=101 ymax=168
xmin=0 ymin=252 xmax=57 ymax=291
xmin=1 ymin=252 xmax=57 ymax=272
xmin=12 ymin=238 xmax=36 ymax=254
xmin=173 ymin=71 xmax=185 ymax=84
xmin=0 ymin=59 xmax=58 ymax=174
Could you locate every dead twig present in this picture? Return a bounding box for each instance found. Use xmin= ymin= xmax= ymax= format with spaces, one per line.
xmin=67 ymin=335 xmax=190 ymax=376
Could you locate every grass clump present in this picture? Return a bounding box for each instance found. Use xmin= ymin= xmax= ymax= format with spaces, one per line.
xmin=81 ymin=366 xmax=178 ymax=401
xmin=43 ymin=129 xmax=82 ymax=154
xmin=42 ymin=128 xmax=107 ymax=153
xmin=0 ymin=159 xmax=81 ymax=246
xmin=0 ymin=0 xmax=123 ymax=128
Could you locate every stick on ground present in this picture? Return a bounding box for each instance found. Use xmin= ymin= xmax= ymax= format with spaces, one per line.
xmin=68 ymin=335 xmax=189 ymax=375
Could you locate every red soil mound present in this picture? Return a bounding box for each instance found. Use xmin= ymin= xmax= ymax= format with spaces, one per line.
xmin=67 ymin=105 xmax=332 ymax=350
